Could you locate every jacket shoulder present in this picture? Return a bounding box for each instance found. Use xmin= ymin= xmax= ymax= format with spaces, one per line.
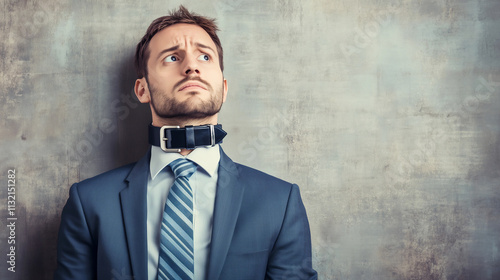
xmin=219 ymin=148 xmax=296 ymax=193
xmin=75 ymin=162 xmax=136 ymax=192
xmin=235 ymin=163 xmax=290 ymax=184
xmin=233 ymin=162 xmax=298 ymax=199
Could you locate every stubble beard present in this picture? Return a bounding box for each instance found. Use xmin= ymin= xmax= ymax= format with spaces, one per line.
xmin=149 ymin=78 xmax=224 ymax=121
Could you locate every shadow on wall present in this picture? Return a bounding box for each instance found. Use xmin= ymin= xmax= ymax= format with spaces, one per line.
xmin=8 ymin=206 xmax=61 ymax=280
xmin=111 ymin=49 xmax=151 ymax=166
xmin=64 ymin=50 xmax=151 ymax=174
xmin=45 ymin=53 xmax=151 ymax=279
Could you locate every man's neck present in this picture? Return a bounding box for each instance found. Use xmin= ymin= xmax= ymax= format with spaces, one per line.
xmin=178 ymin=149 xmax=193 ymax=156
xmin=152 ymin=116 xmax=218 ymax=128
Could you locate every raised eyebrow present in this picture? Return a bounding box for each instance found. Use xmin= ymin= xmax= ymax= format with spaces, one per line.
xmin=156 ymin=45 xmax=179 ymax=60
xmin=195 ymin=43 xmax=216 ymax=54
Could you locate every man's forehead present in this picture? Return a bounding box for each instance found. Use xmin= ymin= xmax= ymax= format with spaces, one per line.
xmin=150 ymin=23 xmax=215 ymax=50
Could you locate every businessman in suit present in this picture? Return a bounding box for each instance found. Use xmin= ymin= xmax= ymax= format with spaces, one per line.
xmin=55 ymin=6 xmax=317 ymax=280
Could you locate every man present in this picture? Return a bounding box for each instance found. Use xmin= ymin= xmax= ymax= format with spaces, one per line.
xmin=55 ymin=6 xmax=317 ymax=280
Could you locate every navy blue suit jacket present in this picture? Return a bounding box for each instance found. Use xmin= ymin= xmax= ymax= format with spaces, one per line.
xmin=55 ymin=148 xmax=317 ymax=279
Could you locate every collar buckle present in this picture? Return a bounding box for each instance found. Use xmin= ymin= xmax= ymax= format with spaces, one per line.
xmin=159 ymin=126 xmax=181 ymax=153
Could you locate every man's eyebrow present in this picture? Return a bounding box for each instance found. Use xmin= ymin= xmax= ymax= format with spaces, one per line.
xmin=196 ymin=43 xmax=215 ymax=54
xmin=156 ymin=45 xmax=179 ymax=60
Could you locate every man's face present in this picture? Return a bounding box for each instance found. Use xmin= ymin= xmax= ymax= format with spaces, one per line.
xmin=144 ymin=23 xmax=227 ymax=121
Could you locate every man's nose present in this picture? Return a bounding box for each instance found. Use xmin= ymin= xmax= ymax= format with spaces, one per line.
xmin=183 ymin=55 xmax=200 ymax=75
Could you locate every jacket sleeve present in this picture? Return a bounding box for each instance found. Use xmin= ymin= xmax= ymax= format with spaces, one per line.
xmin=54 ymin=183 xmax=97 ymax=280
xmin=266 ymin=184 xmax=318 ymax=280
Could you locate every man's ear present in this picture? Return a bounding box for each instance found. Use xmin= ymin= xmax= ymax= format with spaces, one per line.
xmin=222 ymin=78 xmax=228 ymax=103
xmin=134 ymin=78 xmax=151 ymax=103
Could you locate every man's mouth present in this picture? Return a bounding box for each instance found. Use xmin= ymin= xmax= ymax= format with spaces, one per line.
xmin=179 ymin=82 xmax=207 ymax=91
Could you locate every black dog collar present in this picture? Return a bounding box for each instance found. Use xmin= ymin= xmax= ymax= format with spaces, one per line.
xmin=148 ymin=124 xmax=227 ymax=152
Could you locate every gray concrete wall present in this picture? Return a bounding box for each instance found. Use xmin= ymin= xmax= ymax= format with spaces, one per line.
xmin=1 ymin=0 xmax=499 ymax=279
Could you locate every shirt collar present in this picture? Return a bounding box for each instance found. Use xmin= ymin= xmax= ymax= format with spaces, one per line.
xmin=149 ymin=144 xmax=220 ymax=180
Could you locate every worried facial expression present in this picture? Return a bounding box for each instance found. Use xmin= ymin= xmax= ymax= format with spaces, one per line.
xmin=142 ymin=23 xmax=227 ymax=122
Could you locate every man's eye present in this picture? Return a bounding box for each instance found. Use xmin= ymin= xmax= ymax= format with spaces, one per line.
xmin=198 ymin=54 xmax=210 ymax=61
xmin=164 ymin=55 xmax=178 ymax=62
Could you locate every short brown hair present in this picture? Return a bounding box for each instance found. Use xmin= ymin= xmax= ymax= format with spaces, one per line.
xmin=134 ymin=5 xmax=224 ymax=79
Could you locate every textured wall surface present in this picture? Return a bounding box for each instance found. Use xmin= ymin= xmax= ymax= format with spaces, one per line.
xmin=1 ymin=0 xmax=499 ymax=279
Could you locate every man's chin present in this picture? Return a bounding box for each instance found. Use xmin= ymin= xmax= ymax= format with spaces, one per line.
xmin=152 ymin=97 xmax=223 ymax=120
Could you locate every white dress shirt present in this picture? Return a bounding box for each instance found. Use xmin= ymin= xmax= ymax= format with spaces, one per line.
xmin=147 ymin=145 xmax=220 ymax=280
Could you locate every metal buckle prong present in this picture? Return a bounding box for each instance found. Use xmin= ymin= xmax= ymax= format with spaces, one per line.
xmin=160 ymin=126 xmax=181 ymax=153
xmin=209 ymin=124 xmax=215 ymax=146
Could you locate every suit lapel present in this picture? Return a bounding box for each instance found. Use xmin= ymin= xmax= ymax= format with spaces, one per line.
xmin=120 ymin=150 xmax=150 ymax=279
xmin=207 ymin=148 xmax=245 ymax=280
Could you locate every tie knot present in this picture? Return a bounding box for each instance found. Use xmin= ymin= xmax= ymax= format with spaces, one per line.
xmin=169 ymin=158 xmax=197 ymax=179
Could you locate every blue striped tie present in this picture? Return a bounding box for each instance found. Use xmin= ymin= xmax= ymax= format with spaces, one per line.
xmin=158 ymin=158 xmax=197 ymax=280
